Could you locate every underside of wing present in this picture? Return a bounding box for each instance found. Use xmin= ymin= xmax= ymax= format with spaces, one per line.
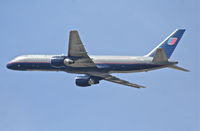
xmin=104 ymin=75 xmax=146 ymax=88
xmin=89 ymin=73 xmax=146 ymax=88
xmin=68 ymin=30 xmax=96 ymax=67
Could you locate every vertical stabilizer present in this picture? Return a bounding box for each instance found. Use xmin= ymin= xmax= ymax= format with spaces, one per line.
xmin=146 ymin=29 xmax=185 ymax=58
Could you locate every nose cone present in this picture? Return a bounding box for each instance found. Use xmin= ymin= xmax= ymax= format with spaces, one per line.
xmin=7 ymin=56 xmax=25 ymax=70
xmin=6 ymin=63 xmax=15 ymax=70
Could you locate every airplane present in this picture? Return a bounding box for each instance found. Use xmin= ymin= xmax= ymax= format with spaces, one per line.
xmin=7 ymin=29 xmax=189 ymax=88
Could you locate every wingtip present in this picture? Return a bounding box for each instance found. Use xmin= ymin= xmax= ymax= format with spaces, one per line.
xmin=184 ymin=69 xmax=190 ymax=72
xmin=136 ymin=85 xmax=146 ymax=89
xmin=70 ymin=30 xmax=78 ymax=33
xmin=175 ymin=29 xmax=186 ymax=32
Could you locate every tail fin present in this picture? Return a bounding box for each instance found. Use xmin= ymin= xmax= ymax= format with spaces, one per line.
xmin=146 ymin=29 xmax=185 ymax=58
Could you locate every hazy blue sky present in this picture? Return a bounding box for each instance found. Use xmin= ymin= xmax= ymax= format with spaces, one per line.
xmin=0 ymin=0 xmax=199 ymax=131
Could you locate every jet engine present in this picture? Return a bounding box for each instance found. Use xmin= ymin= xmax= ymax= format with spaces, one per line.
xmin=75 ymin=76 xmax=103 ymax=87
xmin=51 ymin=56 xmax=74 ymax=67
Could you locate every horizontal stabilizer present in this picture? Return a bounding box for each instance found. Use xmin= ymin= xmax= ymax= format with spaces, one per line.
xmin=152 ymin=48 xmax=168 ymax=63
xmin=168 ymin=65 xmax=190 ymax=72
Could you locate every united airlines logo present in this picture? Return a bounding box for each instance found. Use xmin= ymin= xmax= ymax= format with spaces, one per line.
xmin=168 ymin=37 xmax=177 ymax=45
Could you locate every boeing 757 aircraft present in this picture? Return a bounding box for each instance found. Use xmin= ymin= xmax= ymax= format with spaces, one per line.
xmin=7 ymin=29 xmax=189 ymax=88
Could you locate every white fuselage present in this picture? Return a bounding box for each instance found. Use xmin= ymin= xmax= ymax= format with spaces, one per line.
xmin=7 ymin=55 xmax=169 ymax=74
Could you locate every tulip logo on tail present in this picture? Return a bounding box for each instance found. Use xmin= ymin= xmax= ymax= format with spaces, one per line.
xmin=168 ymin=37 xmax=177 ymax=45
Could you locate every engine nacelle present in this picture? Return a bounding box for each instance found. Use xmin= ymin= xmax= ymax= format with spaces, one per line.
xmin=51 ymin=56 xmax=74 ymax=67
xmin=75 ymin=76 xmax=102 ymax=87
xmin=63 ymin=58 xmax=74 ymax=65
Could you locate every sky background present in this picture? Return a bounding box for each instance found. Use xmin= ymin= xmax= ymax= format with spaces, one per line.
xmin=0 ymin=0 xmax=199 ymax=131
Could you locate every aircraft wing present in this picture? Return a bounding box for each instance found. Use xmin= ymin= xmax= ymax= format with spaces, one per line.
xmin=103 ymin=75 xmax=146 ymax=88
xmin=90 ymin=73 xmax=146 ymax=88
xmin=68 ymin=30 xmax=96 ymax=67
